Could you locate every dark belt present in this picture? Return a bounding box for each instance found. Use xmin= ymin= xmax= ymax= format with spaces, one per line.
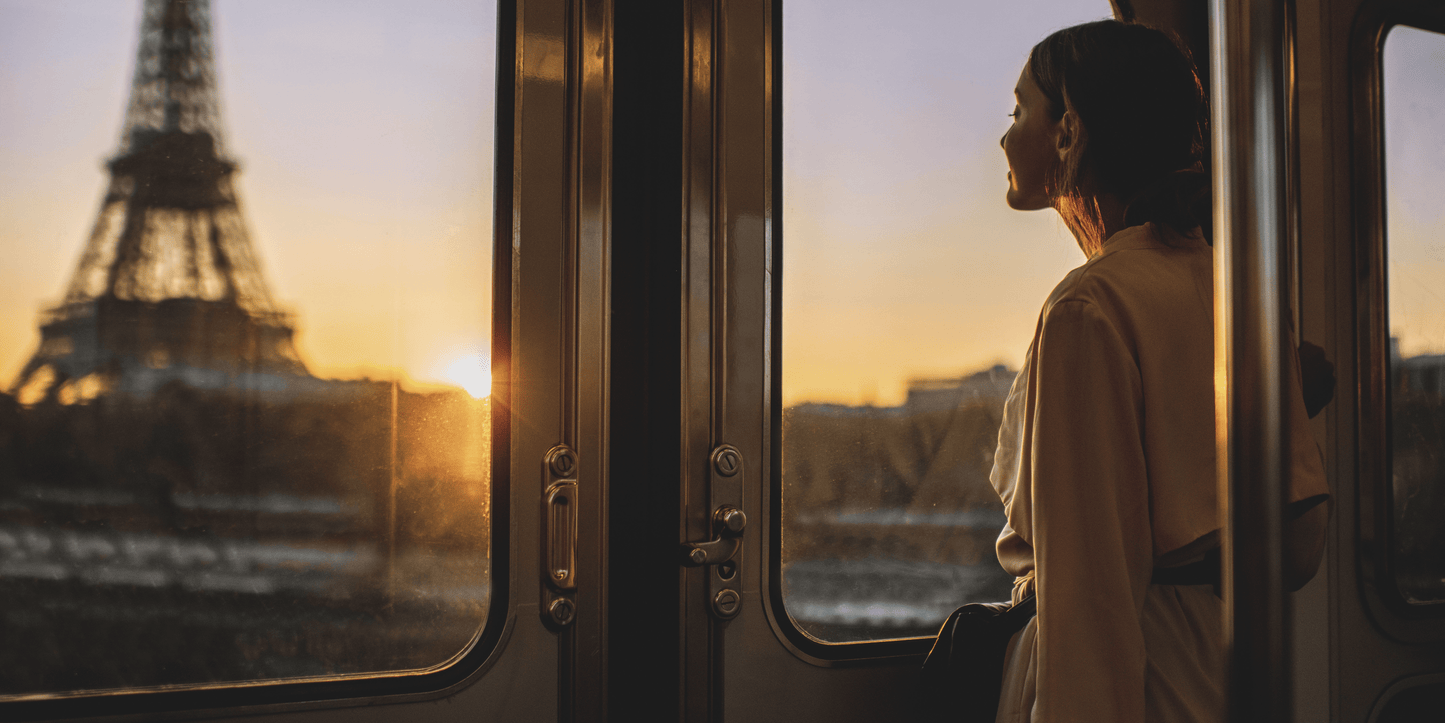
xmin=1151 ymin=547 xmax=1221 ymax=589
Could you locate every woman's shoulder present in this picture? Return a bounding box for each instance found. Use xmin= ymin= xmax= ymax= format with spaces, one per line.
xmin=1044 ymin=223 xmax=1210 ymax=313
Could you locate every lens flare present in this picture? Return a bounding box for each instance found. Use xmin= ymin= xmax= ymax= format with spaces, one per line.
xmin=444 ymin=354 xmax=492 ymax=398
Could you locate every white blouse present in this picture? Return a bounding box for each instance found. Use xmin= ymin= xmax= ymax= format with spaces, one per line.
xmin=988 ymin=222 xmax=1330 ymax=723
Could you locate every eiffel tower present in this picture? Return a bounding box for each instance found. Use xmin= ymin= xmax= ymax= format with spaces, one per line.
xmin=12 ymin=0 xmax=306 ymax=404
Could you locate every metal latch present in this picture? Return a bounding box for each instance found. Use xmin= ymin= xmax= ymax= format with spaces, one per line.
xmin=682 ymin=505 xmax=747 ymax=566
xmin=681 ymin=444 xmax=746 ymax=618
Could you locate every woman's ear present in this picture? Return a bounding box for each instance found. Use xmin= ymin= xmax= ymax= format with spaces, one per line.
xmin=1055 ymin=110 xmax=1080 ymax=161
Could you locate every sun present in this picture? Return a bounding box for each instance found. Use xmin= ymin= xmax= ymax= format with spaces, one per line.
xmin=444 ymin=354 xmax=492 ymax=398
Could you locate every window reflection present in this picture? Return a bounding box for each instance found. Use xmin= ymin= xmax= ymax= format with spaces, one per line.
xmin=1385 ymin=24 xmax=1445 ymax=606
xmin=780 ymin=0 xmax=1108 ymax=642
xmin=0 ymin=0 xmax=496 ymax=694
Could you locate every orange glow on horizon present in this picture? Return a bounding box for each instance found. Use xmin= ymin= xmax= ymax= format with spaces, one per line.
xmin=443 ymin=354 xmax=491 ymax=399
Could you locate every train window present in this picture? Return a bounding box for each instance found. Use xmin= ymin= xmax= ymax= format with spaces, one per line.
xmin=779 ymin=0 xmax=1108 ymax=643
xmin=1384 ymin=24 xmax=1445 ymax=607
xmin=0 ymin=0 xmax=497 ymax=698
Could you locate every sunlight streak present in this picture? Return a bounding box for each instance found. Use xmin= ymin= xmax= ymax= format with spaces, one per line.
xmin=444 ymin=354 xmax=491 ymax=398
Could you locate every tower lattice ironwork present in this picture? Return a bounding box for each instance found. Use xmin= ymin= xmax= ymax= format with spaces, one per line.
xmin=13 ymin=0 xmax=307 ymax=402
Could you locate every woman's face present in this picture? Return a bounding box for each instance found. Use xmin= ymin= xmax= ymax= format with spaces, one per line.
xmin=1000 ymin=63 xmax=1064 ymax=211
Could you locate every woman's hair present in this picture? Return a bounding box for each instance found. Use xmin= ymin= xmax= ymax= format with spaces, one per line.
xmin=1028 ymin=20 xmax=1209 ymax=255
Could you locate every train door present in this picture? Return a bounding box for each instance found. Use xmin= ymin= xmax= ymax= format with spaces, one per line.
xmin=2 ymin=0 xmax=610 ymax=719
xmin=1294 ymin=0 xmax=1445 ymax=719
xmin=612 ymin=0 xmax=950 ymax=714
xmin=607 ymin=0 xmax=1159 ymax=720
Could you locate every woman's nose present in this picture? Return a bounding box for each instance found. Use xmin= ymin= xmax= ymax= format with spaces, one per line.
xmin=1000 ymin=128 xmax=1009 ymax=149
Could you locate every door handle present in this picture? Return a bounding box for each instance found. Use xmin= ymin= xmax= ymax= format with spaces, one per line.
xmin=542 ymin=445 xmax=578 ymax=627
xmin=545 ymin=480 xmax=577 ymax=591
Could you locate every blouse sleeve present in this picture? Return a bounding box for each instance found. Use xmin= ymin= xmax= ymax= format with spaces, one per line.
xmin=1028 ymin=299 xmax=1153 ymax=723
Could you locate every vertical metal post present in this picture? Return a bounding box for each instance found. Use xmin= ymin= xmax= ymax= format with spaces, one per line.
xmin=1210 ymin=0 xmax=1292 ymax=721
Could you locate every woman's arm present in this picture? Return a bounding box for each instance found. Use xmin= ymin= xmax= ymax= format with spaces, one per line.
xmin=1027 ymin=299 xmax=1152 ymax=723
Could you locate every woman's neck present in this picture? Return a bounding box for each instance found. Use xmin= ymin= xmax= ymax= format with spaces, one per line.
xmin=1094 ymin=193 xmax=1128 ymax=243
xmin=1061 ymin=192 xmax=1129 ymax=257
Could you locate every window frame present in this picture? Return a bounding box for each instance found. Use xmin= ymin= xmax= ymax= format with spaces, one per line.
xmin=1351 ymin=0 xmax=1445 ymax=640
xmin=761 ymin=0 xmax=1022 ymax=664
xmin=0 ymin=1 xmax=518 ymax=717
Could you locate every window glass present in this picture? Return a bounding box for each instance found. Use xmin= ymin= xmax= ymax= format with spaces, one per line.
xmin=0 ymin=0 xmax=497 ymax=694
xmin=781 ymin=0 xmax=1109 ymax=642
xmin=1384 ymin=24 xmax=1445 ymax=606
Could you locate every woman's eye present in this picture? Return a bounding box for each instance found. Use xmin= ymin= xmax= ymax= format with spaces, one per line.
xmin=1008 ymin=108 xmax=1019 ymax=119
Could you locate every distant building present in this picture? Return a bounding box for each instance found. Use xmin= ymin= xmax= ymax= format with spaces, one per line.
xmin=782 ymin=365 xmax=1019 ymax=638
xmin=1392 ymin=336 xmax=1445 ymax=397
xmin=903 ymin=364 xmax=1016 ymax=412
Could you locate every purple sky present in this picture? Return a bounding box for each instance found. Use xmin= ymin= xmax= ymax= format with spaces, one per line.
xmin=1385 ymin=25 xmax=1445 ymax=358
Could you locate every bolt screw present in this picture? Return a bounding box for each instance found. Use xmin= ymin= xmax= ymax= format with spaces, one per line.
xmin=712 ymin=446 xmax=741 ymax=477
xmin=689 ymin=547 xmax=708 ymax=565
xmin=549 ymin=597 xmax=576 ymax=626
xmin=713 ymin=588 xmax=741 ymax=618
xmin=715 ymin=506 xmax=747 ymax=535
xmin=548 ymin=447 xmax=577 ymax=477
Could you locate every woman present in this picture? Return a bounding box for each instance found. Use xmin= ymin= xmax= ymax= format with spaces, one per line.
xmin=989 ymin=20 xmax=1330 ymax=722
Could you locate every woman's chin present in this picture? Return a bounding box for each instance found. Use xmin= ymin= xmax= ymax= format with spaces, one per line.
xmin=1005 ymin=189 xmax=1050 ymax=211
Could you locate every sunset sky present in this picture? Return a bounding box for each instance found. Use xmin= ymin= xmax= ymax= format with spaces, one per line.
xmin=781 ymin=0 xmax=1105 ymax=405
xmin=0 ymin=0 xmax=496 ymax=392
xmin=2 ymin=2 xmax=1440 ymax=408
xmin=1385 ymin=25 xmax=1445 ymax=361
xmin=782 ymin=3 xmax=1445 ymax=407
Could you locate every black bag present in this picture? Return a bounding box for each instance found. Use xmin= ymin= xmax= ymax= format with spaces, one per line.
xmin=919 ymin=594 xmax=1036 ymax=723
